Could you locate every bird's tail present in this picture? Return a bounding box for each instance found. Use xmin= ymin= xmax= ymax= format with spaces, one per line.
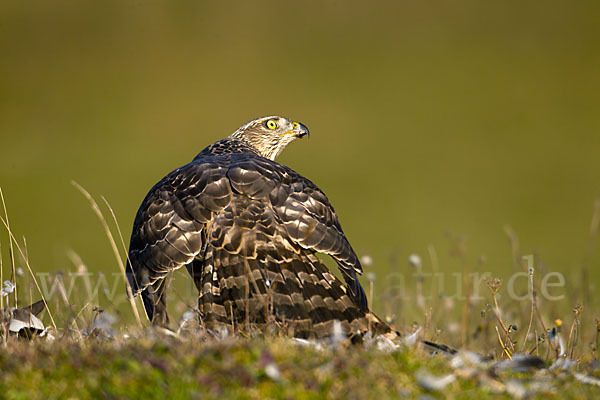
xmin=197 ymin=245 xmax=390 ymax=338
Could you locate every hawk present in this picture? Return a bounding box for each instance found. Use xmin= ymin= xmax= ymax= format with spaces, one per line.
xmin=126 ymin=116 xmax=387 ymax=338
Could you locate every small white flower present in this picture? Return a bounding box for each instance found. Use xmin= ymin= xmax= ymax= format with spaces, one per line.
xmin=366 ymin=272 xmax=376 ymax=283
xmin=408 ymin=254 xmax=422 ymax=269
xmin=16 ymin=267 xmax=24 ymax=277
xmin=360 ymin=255 xmax=373 ymax=267
xmin=264 ymin=363 xmax=282 ymax=381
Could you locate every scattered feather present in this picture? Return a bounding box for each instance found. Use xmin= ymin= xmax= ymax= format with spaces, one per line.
xmin=494 ymin=354 xmax=546 ymax=373
xmin=1 ymin=280 xmax=15 ymax=297
xmin=331 ymin=320 xmax=344 ymax=345
xmin=9 ymin=312 xmax=44 ymax=334
xmin=402 ymin=327 xmax=422 ymax=347
xmin=449 ymin=351 xmax=485 ymax=369
xmin=549 ymin=357 xmax=578 ymax=371
xmin=90 ymin=311 xmax=117 ymax=337
xmin=1 ymin=300 xmax=46 ymax=338
xmin=375 ymin=335 xmax=399 ymax=352
xmin=415 ymin=369 xmax=456 ymax=391
xmin=558 ymin=335 xmax=566 ymax=357
xmin=574 ymin=373 xmax=600 ymax=387
xmin=291 ymin=337 xmax=325 ymax=351
xmin=505 ymin=380 xmax=527 ymax=399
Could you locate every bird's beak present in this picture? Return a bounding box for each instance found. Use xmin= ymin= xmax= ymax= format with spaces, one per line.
xmin=292 ymin=122 xmax=309 ymax=139
xmin=278 ymin=122 xmax=310 ymax=139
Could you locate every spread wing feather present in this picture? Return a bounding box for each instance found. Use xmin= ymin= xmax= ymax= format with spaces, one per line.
xmin=127 ymin=148 xmax=368 ymax=327
xmin=126 ymin=162 xmax=233 ymax=323
xmin=227 ymin=156 xmax=367 ymax=311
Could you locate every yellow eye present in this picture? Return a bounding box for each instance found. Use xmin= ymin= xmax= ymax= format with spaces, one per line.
xmin=266 ymin=120 xmax=278 ymax=130
xmin=292 ymin=122 xmax=299 ymax=129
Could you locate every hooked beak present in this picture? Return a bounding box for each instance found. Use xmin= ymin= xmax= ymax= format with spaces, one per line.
xmin=278 ymin=121 xmax=310 ymax=139
xmin=292 ymin=122 xmax=309 ymax=139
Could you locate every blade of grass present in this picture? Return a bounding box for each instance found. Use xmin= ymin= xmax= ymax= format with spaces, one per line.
xmin=496 ymin=326 xmax=512 ymax=359
xmin=1 ymin=237 xmax=4 ymax=312
xmin=520 ymin=268 xmax=535 ymax=352
xmin=533 ymin=300 xmax=554 ymax=355
xmin=0 ymin=188 xmax=17 ymax=307
xmin=0 ymin=214 xmax=58 ymax=330
xmin=71 ymin=181 xmax=143 ymax=328
xmin=100 ymin=195 xmax=145 ymax=325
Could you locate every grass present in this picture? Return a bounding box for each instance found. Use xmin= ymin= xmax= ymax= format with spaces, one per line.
xmin=1 ymin=187 xmax=600 ymax=399
xmin=1 ymin=333 xmax=599 ymax=399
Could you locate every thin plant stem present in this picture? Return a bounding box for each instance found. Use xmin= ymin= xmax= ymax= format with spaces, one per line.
xmin=580 ymin=199 xmax=600 ymax=344
xmin=521 ymin=269 xmax=535 ymax=352
xmin=496 ymin=326 xmax=512 ymax=359
xmin=0 ymin=188 xmax=17 ymax=307
xmin=595 ymin=320 xmax=600 ymax=360
xmin=72 ymin=181 xmax=143 ymax=329
xmin=492 ymin=293 xmax=515 ymax=353
xmin=533 ymin=300 xmax=554 ymax=354
xmin=567 ymin=305 xmax=583 ymax=359
xmin=101 ymin=195 xmax=145 ymax=328
xmin=503 ymin=225 xmax=521 ymax=272
xmin=427 ymin=244 xmax=439 ymax=274
xmin=0 ymin=238 xmax=4 ymax=311
xmin=0 ymin=214 xmax=58 ymax=330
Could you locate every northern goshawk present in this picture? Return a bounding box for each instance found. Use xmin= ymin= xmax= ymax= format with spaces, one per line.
xmin=126 ymin=116 xmax=388 ymax=338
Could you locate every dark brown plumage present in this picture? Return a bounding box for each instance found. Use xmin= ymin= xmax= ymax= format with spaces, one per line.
xmin=126 ymin=116 xmax=388 ymax=338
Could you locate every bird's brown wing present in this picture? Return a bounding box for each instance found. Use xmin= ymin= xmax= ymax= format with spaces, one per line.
xmin=126 ymin=160 xmax=233 ymax=324
xmin=226 ymin=156 xmax=368 ymax=311
xmin=128 ymin=150 xmax=367 ymax=326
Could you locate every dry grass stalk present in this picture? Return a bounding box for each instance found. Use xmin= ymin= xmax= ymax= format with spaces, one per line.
xmin=100 ymin=195 xmax=144 ymax=326
xmin=503 ymin=225 xmax=521 ymax=272
xmin=595 ymin=318 xmax=600 ymax=359
xmin=0 ymin=188 xmax=18 ymax=308
xmin=71 ymin=181 xmax=143 ymax=329
xmin=1 ymin=238 xmax=4 ymax=312
xmin=495 ymin=326 xmax=512 ymax=359
xmin=533 ymin=299 xmax=554 ymax=356
xmin=521 ymin=267 xmax=535 ymax=352
xmin=0 ymin=203 xmax=58 ymax=330
xmin=579 ymin=199 xmax=600 ymax=346
xmin=486 ymin=278 xmax=515 ymax=355
xmin=567 ymin=303 xmax=583 ymax=358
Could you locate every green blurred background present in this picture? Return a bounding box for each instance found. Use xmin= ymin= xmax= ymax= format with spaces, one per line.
xmin=1 ymin=1 xmax=599 ymax=322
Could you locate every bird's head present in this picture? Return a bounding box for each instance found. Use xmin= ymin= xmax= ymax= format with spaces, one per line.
xmin=229 ymin=116 xmax=309 ymax=160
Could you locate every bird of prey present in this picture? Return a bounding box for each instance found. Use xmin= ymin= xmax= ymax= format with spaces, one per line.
xmin=126 ymin=116 xmax=388 ymax=338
